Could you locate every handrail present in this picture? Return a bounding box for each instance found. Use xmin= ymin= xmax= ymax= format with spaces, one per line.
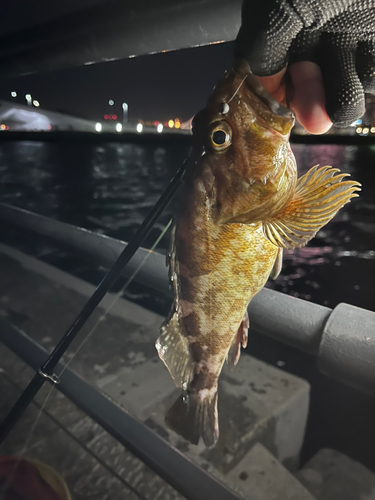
xmin=0 ymin=202 xmax=374 ymax=396
xmin=0 ymin=202 xmax=170 ymax=294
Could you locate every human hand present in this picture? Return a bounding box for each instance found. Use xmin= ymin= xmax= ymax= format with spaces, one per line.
xmin=256 ymin=62 xmax=333 ymax=134
xmin=235 ymin=0 xmax=375 ymax=134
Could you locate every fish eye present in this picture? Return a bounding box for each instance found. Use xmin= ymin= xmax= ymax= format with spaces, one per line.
xmin=209 ymin=121 xmax=232 ymax=152
xmin=213 ymin=130 xmax=227 ymax=144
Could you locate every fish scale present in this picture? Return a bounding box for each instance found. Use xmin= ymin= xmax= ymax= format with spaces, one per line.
xmin=156 ymin=59 xmax=361 ymax=447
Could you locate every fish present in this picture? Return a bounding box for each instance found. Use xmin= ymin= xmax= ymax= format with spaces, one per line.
xmin=155 ymin=59 xmax=361 ymax=447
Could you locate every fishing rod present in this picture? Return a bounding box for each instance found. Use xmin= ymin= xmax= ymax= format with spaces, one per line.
xmin=0 ymin=161 xmax=186 ymax=445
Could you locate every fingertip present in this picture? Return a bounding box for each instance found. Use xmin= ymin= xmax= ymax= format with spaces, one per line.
xmin=296 ymin=104 xmax=333 ymax=134
xmin=289 ymin=62 xmax=333 ymax=134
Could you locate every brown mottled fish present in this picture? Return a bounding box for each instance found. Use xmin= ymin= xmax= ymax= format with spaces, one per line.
xmin=155 ymin=59 xmax=361 ymax=447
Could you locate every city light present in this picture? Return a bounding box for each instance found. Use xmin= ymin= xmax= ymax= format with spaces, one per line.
xmin=116 ymin=123 xmax=122 ymax=133
xmin=11 ymin=92 xmax=17 ymax=98
xmin=0 ymin=124 xmax=6 ymax=130
xmin=25 ymin=94 xmax=32 ymax=106
xmin=33 ymin=100 xmax=40 ymax=107
xmin=362 ymin=127 xmax=369 ymax=135
xmin=109 ymin=99 xmax=114 ymax=106
xmin=157 ymin=123 xmax=163 ymax=133
xmin=168 ymin=119 xmax=174 ymax=128
xmin=356 ymin=127 xmax=362 ymax=134
xmin=95 ymin=122 xmax=102 ymax=132
xmin=136 ymin=123 xmax=143 ymax=133
xmin=371 ymin=127 xmax=375 ymax=134
xmin=174 ymin=118 xmax=181 ymax=129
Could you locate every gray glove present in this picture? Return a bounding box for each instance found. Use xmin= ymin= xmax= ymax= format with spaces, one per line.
xmin=235 ymin=0 xmax=375 ymax=127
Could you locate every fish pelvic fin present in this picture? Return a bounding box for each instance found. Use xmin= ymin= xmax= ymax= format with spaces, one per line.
xmin=165 ymin=386 xmax=219 ymax=447
xmin=262 ymin=165 xmax=361 ymax=249
xmin=269 ymin=248 xmax=283 ymax=280
xmin=156 ymin=311 xmax=194 ymax=389
xmin=227 ymin=310 xmax=249 ymax=369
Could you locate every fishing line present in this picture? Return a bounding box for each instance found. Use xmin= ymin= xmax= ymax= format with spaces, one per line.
xmin=227 ymin=75 xmax=248 ymax=104
xmin=0 ymin=220 xmax=172 ymax=499
xmin=57 ymin=218 xmax=172 ymax=378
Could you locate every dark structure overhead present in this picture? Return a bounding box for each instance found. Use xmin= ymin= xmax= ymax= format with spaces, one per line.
xmin=0 ymin=0 xmax=242 ymax=80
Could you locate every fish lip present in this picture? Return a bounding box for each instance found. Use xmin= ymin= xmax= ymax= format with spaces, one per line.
xmin=232 ymin=59 xmax=294 ymax=121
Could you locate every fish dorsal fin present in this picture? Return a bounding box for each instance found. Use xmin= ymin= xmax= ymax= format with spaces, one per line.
xmin=262 ymin=166 xmax=361 ymax=249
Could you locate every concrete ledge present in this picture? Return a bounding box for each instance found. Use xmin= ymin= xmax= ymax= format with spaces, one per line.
xmin=296 ymin=448 xmax=375 ymax=500
xmin=226 ymin=443 xmax=316 ymax=500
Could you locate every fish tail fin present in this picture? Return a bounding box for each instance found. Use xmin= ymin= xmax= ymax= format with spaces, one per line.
xmin=156 ymin=311 xmax=194 ymax=389
xmin=165 ymin=388 xmax=219 ymax=447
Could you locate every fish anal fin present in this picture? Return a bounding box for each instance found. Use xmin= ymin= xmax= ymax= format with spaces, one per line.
xmin=165 ymin=386 xmax=219 ymax=447
xmin=227 ymin=310 xmax=249 ymax=369
xmin=156 ymin=311 xmax=194 ymax=389
xmin=269 ymin=248 xmax=283 ymax=280
xmin=263 ymin=166 xmax=361 ymax=249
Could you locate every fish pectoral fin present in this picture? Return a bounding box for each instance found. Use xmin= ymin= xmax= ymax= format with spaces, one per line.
xmin=227 ymin=310 xmax=249 ymax=369
xmin=156 ymin=311 xmax=194 ymax=389
xmin=269 ymin=248 xmax=283 ymax=280
xmin=262 ymin=165 xmax=361 ymax=249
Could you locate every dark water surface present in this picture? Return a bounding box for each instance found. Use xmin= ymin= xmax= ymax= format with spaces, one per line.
xmin=0 ymin=139 xmax=374 ymax=312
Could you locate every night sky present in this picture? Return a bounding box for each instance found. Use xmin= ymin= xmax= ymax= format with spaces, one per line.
xmin=0 ymin=42 xmax=236 ymax=123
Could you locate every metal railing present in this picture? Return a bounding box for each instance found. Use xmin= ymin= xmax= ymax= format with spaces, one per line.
xmin=1 ymin=202 xmax=374 ymax=397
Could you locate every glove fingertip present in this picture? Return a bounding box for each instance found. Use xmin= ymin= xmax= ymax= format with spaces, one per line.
xmin=327 ymin=101 xmax=365 ymax=128
xmin=319 ymin=33 xmax=366 ymax=128
xmin=235 ymin=31 xmax=288 ymax=76
xmin=325 ymin=78 xmax=365 ymax=128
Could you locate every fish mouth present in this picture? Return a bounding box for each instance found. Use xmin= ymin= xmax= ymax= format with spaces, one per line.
xmin=232 ymin=59 xmax=294 ymax=121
